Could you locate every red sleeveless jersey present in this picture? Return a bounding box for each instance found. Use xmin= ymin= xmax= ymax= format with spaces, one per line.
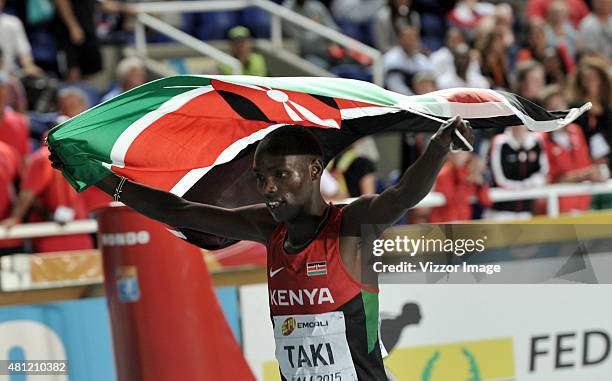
xmin=267 ymin=204 xmax=376 ymax=315
xmin=266 ymin=204 xmax=387 ymax=381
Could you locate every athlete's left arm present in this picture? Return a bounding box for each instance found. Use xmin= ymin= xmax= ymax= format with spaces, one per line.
xmin=342 ymin=116 xmax=474 ymax=230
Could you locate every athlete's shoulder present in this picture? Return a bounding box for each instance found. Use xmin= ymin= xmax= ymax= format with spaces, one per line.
xmin=340 ymin=195 xmax=379 ymax=236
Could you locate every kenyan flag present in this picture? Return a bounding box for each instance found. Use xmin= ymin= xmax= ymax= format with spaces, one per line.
xmin=47 ymin=75 xmax=590 ymax=249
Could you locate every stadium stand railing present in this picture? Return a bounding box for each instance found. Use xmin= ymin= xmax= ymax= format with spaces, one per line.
xmin=1 ymin=181 xmax=612 ymax=295
xmin=2 ymin=180 xmax=612 ymax=242
xmin=131 ymin=0 xmax=384 ymax=85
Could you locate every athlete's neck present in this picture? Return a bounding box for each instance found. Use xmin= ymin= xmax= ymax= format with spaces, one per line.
xmin=284 ymin=196 xmax=329 ymax=251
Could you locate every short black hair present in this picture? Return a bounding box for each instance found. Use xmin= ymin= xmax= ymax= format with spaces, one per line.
xmin=255 ymin=126 xmax=323 ymax=158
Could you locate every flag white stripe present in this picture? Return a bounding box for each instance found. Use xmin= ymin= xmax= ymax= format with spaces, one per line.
xmin=169 ymin=123 xmax=289 ymax=197
xmin=110 ymin=85 xmax=214 ymax=168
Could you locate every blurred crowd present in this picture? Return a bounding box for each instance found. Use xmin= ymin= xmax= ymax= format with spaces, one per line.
xmin=0 ymin=0 xmax=610 ymax=254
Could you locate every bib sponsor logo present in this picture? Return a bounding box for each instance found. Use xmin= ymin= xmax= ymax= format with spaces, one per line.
xmin=297 ymin=320 xmax=329 ymax=329
xmin=270 ymin=288 xmax=335 ymax=306
xmin=282 ymin=317 xmax=297 ymax=336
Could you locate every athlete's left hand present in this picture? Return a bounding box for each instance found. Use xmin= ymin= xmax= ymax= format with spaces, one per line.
xmin=430 ymin=116 xmax=475 ymax=153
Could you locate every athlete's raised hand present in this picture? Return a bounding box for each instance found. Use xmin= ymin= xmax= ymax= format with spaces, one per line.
xmin=430 ymin=116 xmax=475 ymax=153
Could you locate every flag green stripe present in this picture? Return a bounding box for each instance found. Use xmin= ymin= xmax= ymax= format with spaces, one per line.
xmin=49 ymin=76 xmax=214 ymax=159
xmin=48 ymin=77 xmax=215 ymax=191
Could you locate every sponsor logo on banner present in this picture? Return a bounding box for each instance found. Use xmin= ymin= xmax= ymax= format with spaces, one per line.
xmin=116 ymin=266 xmax=141 ymax=302
xmin=384 ymin=338 xmax=516 ymax=381
xmin=282 ymin=317 xmax=296 ymax=336
xmin=306 ymin=261 xmax=327 ymax=276
xmin=101 ymin=231 xmax=150 ymax=246
xmin=529 ymin=330 xmax=610 ymax=372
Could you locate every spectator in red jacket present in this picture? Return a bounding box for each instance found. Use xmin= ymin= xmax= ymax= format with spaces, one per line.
xmin=525 ymin=0 xmax=589 ymax=28
xmin=430 ymin=151 xmax=492 ymax=222
xmin=0 ymin=73 xmax=29 ymax=161
xmin=56 ymin=87 xmax=111 ymax=214
xmin=0 ymin=140 xmax=22 ymax=253
xmin=0 ymin=144 xmax=93 ymax=253
xmin=540 ymin=86 xmax=609 ymax=213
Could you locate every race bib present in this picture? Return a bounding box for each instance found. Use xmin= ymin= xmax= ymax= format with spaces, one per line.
xmin=273 ymin=311 xmax=358 ymax=381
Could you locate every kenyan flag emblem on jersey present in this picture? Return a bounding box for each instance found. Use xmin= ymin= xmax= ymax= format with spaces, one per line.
xmin=307 ymin=262 xmax=327 ymax=276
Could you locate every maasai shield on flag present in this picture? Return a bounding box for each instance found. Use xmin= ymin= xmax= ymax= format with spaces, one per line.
xmin=47 ymin=75 xmax=590 ymax=249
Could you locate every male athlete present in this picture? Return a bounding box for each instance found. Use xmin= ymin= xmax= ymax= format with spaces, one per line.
xmin=50 ymin=116 xmax=473 ymax=380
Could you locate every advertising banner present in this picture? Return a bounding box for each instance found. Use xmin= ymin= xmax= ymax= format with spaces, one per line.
xmin=240 ymin=283 xmax=612 ymax=380
xmin=0 ymin=286 xmax=241 ymax=381
xmin=0 ymin=297 xmax=115 ymax=381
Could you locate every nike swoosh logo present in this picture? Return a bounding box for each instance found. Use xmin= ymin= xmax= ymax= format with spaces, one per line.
xmin=269 ymin=267 xmax=285 ymax=278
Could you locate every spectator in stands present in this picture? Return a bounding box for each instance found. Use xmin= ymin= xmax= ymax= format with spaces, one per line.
xmin=320 ymin=169 xmax=342 ymax=201
xmin=56 ymin=87 xmax=88 ymax=124
xmin=517 ymin=20 xmax=549 ymax=64
xmin=373 ymin=0 xmax=421 ymax=53
xmin=517 ymin=20 xmax=575 ymax=84
xmin=476 ymin=3 xmax=516 ymax=48
xmin=544 ymin=0 xmax=578 ymax=58
xmin=525 ymin=0 xmax=589 ymax=28
xmin=0 ymin=73 xmax=29 ymax=161
xmin=448 ymin=0 xmax=496 ymax=42
xmin=54 ymin=0 xmax=133 ymax=81
xmin=540 ymin=85 xmax=608 ymax=214
xmin=330 ymin=138 xmax=379 ymax=197
xmin=219 ymin=26 xmax=268 ymax=77
xmin=54 ymin=0 xmax=103 ymax=81
xmin=283 ymin=0 xmax=340 ymax=69
xmin=476 ymin=25 xmax=511 ymax=89
xmin=0 ymin=140 xmax=22 ymax=254
xmin=0 ymin=138 xmax=94 ymax=253
xmin=383 ymin=24 xmax=431 ymax=95
xmin=101 ymin=56 xmax=148 ymax=102
xmin=487 ymin=125 xmax=549 ymax=219
xmin=330 ymin=0 xmax=384 ymax=42
xmin=542 ymin=47 xmax=574 ymax=86
xmin=436 ymin=43 xmax=489 ymax=90
xmin=430 ymin=151 xmax=492 ymax=222
xmin=0 ymin=47 xmax=28 ymax=114
xmin=401 ymin=72 xmax=434 ymax=176
xmin=56 ymin=87 xmax=111 ymax=214
xmin=411 ymin=71 xmax=436 ymax=95
xmin=567 ymin=57 xmax=612 ymax=170
xmin=514 ymin=60 xmax=546 ymax=104
xmin=430 ymin=28 xmax=467 ymax=77
xmin=578 ymin=0 xmax=611 ymax=61
xmin=0 ymin=0 xmax=43 ymax=75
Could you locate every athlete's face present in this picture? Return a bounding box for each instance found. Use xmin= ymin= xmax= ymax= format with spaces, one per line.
xmin=253 ymin=153 xmax=322 ymax=222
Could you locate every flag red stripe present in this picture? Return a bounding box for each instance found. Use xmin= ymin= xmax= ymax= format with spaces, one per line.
xmin=437 ymin=89 xmax=503 ymax=104
xmin=335 ymin=98 xmax=383 ymax=109
xmin=121 ymin=90 xmax=271 ymax=191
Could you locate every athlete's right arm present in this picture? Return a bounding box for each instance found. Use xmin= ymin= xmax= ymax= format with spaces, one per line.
xmin=93 ymin=174 xmax=276 ymax=244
